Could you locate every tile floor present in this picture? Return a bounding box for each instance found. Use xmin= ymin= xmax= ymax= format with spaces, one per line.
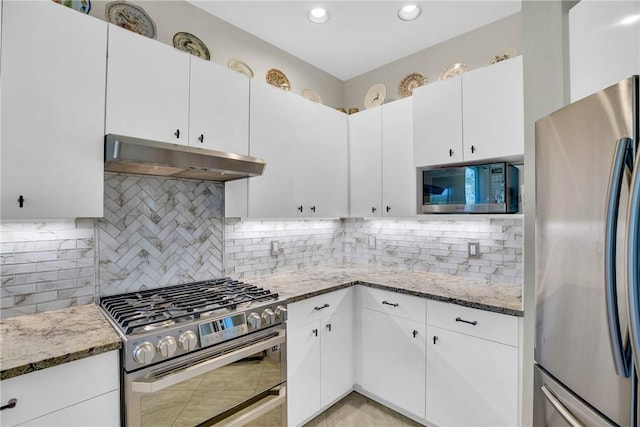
xmin=303 ymin=392 xmax=424 ymax=427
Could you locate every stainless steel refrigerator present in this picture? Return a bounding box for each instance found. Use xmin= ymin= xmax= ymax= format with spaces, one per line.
xmin=534 ymin=75 xmax=639 ymax=426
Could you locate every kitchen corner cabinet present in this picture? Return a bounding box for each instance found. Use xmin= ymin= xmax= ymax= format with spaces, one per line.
xmin=287 ymin=289 xmax=354 ymax=426
xmin=349 ymin=98 xmax=415 ymax=217
xmin=240 ymin=81 xmax=348 ymax=218
xmin=359 ymin=287 xmax=426 ymax=419
xmin=0 ymin=351 xmax=119 ymax=427
xmin=106 ymin=25 xmax=250 ymax=153
xmin=0 ymin=0 xmax=107 ymax=219
xmin=425 ymin=300 xmax=520 ymax=427
xmin=413 ymin=56 xmax=524 ymax=167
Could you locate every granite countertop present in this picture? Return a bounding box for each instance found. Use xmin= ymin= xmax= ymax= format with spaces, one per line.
xmin=249 ymin=264 xmax=523 ymax=316
xmin=0 ymin=304 xmax=121 ymax=380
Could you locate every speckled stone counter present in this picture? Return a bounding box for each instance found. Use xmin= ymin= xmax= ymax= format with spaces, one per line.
xmin=248 ymin=264 xmax=523 ymax=316
xmin=0 ymin=304 xmax=121 ymax=380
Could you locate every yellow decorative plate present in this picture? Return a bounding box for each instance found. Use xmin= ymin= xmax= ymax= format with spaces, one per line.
xmin=398 ymin=72 xmax=427 ymax=98
xmin=439 ymin=63 xmax=468 ymax=80
xmin=266 ymin=68 xmax=290 ymax=91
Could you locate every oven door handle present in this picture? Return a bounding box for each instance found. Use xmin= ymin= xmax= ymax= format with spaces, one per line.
xmin=131 ymin=330 xmax=285 ymax=394
xmin=211 ymin=385 xmax=286 ymax=427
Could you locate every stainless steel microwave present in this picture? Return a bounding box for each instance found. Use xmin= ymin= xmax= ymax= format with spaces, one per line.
xmin=421 ymin=162 xmax=519 ymax=214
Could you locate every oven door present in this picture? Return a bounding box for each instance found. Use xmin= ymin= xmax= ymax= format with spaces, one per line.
xmin=125 ymin=328 xmax=286 ymax=427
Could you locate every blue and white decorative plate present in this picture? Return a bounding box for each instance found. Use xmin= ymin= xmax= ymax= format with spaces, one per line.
xmin=106 ymin=1 xmax=156 ymax=39
xmin=52 ymin=0 xmax=91 ymax=14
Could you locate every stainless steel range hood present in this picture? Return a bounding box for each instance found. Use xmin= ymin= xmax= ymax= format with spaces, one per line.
xmin=104 ymin=134 xmax=265 ymax=181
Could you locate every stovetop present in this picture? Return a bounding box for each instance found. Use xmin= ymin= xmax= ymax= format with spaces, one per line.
xmin=99 ymin=278 xmax=287 ymax=372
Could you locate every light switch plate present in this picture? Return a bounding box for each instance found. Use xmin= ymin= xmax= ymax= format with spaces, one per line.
xmin=468 ymin=242 xmax=480 ymax=258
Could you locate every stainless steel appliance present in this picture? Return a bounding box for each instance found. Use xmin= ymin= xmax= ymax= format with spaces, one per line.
xmin=534 ymin=76 xmax=639 ymax=426
xmin=420 ymin=162 xmax=519 ymax=214
xmin=99 ymin=278 xmax=287 ymax=427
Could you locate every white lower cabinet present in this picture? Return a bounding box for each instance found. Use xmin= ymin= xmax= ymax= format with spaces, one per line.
xmin=287 ymin=290 xmax=354 ymax=426
xmin=0 ymin=351 xmax=120 ymax=427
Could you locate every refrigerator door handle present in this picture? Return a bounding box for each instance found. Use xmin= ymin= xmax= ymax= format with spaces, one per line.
xmin=605 ymin=137 xmax=634 ymax=377
xmin=540 ymin=385 xmax=585 ymax=427
xmin=628 ymin=146 xmax=640 ymax=377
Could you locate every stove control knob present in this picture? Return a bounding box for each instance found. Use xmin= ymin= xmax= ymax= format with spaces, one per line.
xmin=178 ymin=331 xmax=198 ymax=351
xmin=247 ymin=312 xmax=262 ymax=330
xmin=132 ymin=342 xmax=155 ymax=365
xmin=157 ymin=336 xmax=177 ymax=358
xmin=275 ymin=306 xmax=288 ymax=322
xmin=261 ymin=309 xmax=275 ymax=325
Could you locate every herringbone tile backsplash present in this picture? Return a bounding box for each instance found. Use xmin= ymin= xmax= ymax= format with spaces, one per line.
xmin=97 ymin=173 xmax=224 ymax=295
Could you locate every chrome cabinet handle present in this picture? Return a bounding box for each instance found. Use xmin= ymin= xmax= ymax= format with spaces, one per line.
xmin=326 ymin=323 xmax=332 ymax=332
xmin=174 ymin=129 xmax=180 ymax=139
xmin=382 ymin=300 xmax=398 ymax=307
xmin=371 ymin=206 xmax=377 ymax=213
xmin=1 ymin=398 xmax=17 ymax=411
xmin=297 ymin=205 xmax=303 ymax=213
xmin=386 ymin=206 xmax=391 ymax=213
xmin=470 ymin=145 xmax=476 ymax=154
xmin=198 ymin=134 xmax=204 ymax=143
xmin=312 ymin=328 xmax=318 ymax=337
xmin=540 ymin=385 xmax=584 ymax=427
xmin=605 ymin=137 xmax=633 ymax=377
xmin=455 ymin=317 xmax=477 ymax=326
xmin=412 ymin=330 xmax=418 ymax=338
xmin=433 ymin=336 xmax=438 ymax=345
xmin=310 ymin=206 xmax=316 ymax=213
xmin=449 ymin=149 xmax=454 ymax=157
xmin=314 ymin=303 xmax=329 ymax=311
xmin=18 ymin=195 xmax=24 ymax=208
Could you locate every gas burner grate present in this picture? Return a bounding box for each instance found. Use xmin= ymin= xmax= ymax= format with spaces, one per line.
xmin=99 ymin=278 xmax=278 ymax=335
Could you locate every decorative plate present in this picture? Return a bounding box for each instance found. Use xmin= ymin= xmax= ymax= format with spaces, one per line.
xmin=106 ymin=1 xmax=156 ymax=38
xmin=173 ymin=32 xmax=210 ymax=60
xmin=52 ymin=0 xmax=91 ymax=14
xmin=398 ymin=72 xmax=427 ymax=98
xmin=302 ymin=88 xmax=323 ymax=104
xmin=364 ymin=83 xmax=386 ymax=109
xmin=488 ymin=47 xmax=517 ymax=65
xmin=227 ymin=58 xmax=254 ymax=78
xmin=266 ymin=69 xmax=290 ymax=91
xmin=439 ymin=63 xmax=468 ymax=80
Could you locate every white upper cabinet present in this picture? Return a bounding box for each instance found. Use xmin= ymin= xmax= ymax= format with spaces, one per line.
xmin=241 ymin=81 xmax=348 ymax=218
xmin=349 ymin=108 xmax=382 ymax=217
xmin=413 ymin=75 xmax=464 ymax=166
xmin=569 ymin=0 xmax=640 ymax=102
xmin=106 ymin=24 xmax=190 ymax=146
xmin=1 ymin=0 xmax=107 ymax=219
xmin=413 ymin=56 xmax=524 ymax=167
xmin=462 ymin=55 xmax=524 ymax=162
xmin=189 ymin=57 xmax=250 ymax=153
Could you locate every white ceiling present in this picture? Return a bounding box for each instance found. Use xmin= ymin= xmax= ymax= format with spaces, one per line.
xmin=187 ymin=1 xmax=522 ymax=81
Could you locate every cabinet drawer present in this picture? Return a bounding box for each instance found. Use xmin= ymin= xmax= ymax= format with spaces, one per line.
xmin=359 ymin=286 xmax=426 ymax=323
xmin=426 ymin=300 xmax=518 ymax=346
xmin=288 ymin=288 xmax=353 ymax=325
xmin=1 ymin=351 xmax=119 ymax=427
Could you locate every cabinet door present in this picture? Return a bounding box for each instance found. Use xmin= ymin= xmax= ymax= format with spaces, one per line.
xmin=361 ymin=308 xmax=426 ymax=419
xmin=248 ymin=82 xmax=306 ymax=218
xmin=0 ymin=0 xmax=106 ymax=218
xmin=321 ymin=309 xmax=354 ymax=407
xmin=305 ymin=103 xmax=349 ymax=218
xmin=382 ymin=98 xmax=416 ymax=217
xmin=412 ymin=76 xmax=463 ymax=167
xmin=426 ymin=325 xmax=519 ymax=427
xmin=189 ymin=57 xmax=250 ymax=153
xmin=349 ymin=109 xmax=382 ymax=217
xmin=462 ymin=56 xmax=524 ymax=162
xmin=105 ymin=24 xmax=190 ymax=146
xmin=287 ymin=320 xmax=322 ymax=427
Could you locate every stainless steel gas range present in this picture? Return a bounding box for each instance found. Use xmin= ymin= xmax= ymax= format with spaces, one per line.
xmin=99 ymin=278 xmax=287 ymax=427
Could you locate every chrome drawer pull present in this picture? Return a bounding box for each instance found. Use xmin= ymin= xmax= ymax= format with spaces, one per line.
xmin=455 ymin=317 xmax=478 ymax=326
xmin=314 ymin=303 xmax=330 ymax=311
xmin=382 ymin=301 xmax=399 ymax=307
xmin=1 ymin=398 xmax=17 ymax=411
xmin=541 ymin=385 xmax=584 ymax=427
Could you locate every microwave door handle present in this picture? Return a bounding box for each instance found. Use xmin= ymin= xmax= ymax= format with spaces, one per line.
xmin=605 ymin=138 xmax=633 ymax=377
xmin=627 ymin=145 xmax=640 ymax=379
xmin=131 ymin=331 xmax=285 ymax=394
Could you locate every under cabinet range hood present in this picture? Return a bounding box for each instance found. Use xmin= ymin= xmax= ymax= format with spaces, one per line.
xmin=104 ymin=134 xmax=265 ymax=181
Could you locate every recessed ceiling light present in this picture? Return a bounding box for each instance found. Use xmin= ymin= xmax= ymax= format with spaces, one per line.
xmin=308 ymin=7 xmax=330 ymax=24
xmin=398 ymin=4 xmax=421 ymax=21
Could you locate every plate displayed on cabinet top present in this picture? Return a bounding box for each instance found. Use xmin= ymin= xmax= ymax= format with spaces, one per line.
xmin=227 ymin=58 xmax=254 ymax=78
xmin=439 ymin=63 xmax=467 ymax=80
xmin=487 ymin=47 xmax=517 ymax=65
xmin=302 ymin=88 xmax=323 ymax=104
xmin=364 ymin=83 xmax=386 ymax=109
xmin=106 ymin=1 xmax=156 ymax=38
xmin=52 ymin=0 xmax=91 ymax=14
xmin=266 ymin=68 xmax=291 ymax=91
xmin=398 ymin=72 xmax=427 ymax=98
xmin=173 ymin=32 xmax=210 ymax=60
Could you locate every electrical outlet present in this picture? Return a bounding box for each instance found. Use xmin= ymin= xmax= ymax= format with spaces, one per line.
xmin=271 ymin=241 xmax=281 ymax=256
xmin=368 ymin=235 xmax=376 ymax=249
xmin=468 ymin=242 xmax=480 ymax=259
